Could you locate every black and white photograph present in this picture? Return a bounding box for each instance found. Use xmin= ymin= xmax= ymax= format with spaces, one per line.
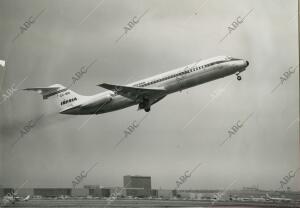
xmin=0 ymin=0 xmax=299 ymax=207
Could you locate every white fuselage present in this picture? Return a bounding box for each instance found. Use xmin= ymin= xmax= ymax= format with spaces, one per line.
xmin=62 ymin=56 xmax=249 ymax=115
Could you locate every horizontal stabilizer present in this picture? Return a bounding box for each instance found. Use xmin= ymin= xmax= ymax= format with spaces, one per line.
xmin=23 ymin=86 xmax=63 ymax=99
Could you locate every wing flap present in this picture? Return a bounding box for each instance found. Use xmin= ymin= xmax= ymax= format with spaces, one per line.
xmin=98 ymin=83 xmax=166 ymax=101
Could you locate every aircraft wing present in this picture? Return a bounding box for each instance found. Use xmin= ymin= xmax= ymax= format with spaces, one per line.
xmin=98 ymin=83 xmax=166 ymax=102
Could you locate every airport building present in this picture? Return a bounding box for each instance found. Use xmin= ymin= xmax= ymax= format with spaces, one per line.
xmin=71 ymin=188 xmax=89 ymax=197
xmin=175 ymin=190 xmax=203 ymax=200
xmin=151 ymin=189 xmax=158 ymax=198
xmin=34 ymin=188 xmax=71 ymax=197
xmin=83 ymin=185 xmax=100 ymax=189
xmin=83 ymin=185 xmax=99 ymax=197
xmin=157 ymin=189 xmax=174 ymax=199
xmin=87 ymin=188 xmax=110 ymax=197
xmin=123 ymin=175 xmax=151 ymax=197
xmin=108 ymin=186 xmax=127 ymax=198
xmin=0 ymin=186 xmax=3 ymax=197
xmin=100 ymin=188 xmax=111 ymax=197
xmin=1 ymin=180 xmax=300 ymax=201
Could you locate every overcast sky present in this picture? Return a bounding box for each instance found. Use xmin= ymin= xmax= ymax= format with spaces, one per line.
xmin=0 ymin=0 xmax=299 ymax=191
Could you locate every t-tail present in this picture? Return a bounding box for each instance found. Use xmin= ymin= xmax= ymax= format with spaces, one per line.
xmin=23 ymin=84 xmax=84 ymax=114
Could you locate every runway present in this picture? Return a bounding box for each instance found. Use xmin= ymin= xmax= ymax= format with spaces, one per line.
xmin=2 ymin=199 xmax=300 ymax=208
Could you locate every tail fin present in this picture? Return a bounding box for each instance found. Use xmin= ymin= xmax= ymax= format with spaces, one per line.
xmin=23 ymin=84 xmax=84 ymax=112
xmin=23 ymin=195 xmax=30 ymax=201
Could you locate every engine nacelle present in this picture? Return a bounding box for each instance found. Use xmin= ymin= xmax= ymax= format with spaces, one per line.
xmin=81 ymin=94 xmax=112 ymax=108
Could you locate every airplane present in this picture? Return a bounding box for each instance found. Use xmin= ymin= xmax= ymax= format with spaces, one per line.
xmin=250 ymin=196 xmax=266 ymax=202
xmin=265 ymin=194 xmax=292 ymax=203
xmin=23 ymin=56 xmax=249 ymax=115
xmin=0 ymin=59 xmax=5 ymax=67
xmin=2 ymin=192 xmax=30 ymax=205
xmin=1 ymin=180 xmax=30 ymax=205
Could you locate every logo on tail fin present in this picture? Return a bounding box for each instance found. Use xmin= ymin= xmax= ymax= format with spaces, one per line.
xmin=23 ymin=84 xmax=84 ymax=112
